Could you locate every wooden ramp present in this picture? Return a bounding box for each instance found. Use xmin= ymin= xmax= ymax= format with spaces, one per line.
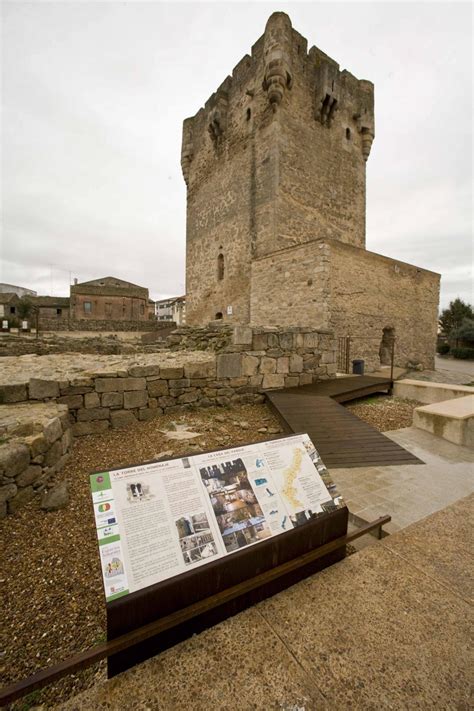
xmin=266 ymin=377 xmax=422 ymax=469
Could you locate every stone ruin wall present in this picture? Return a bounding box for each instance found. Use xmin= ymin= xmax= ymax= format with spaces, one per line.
xmin=0 ymin=403 xmax=72 ymax=518
xmin=36 ymin=318 xmax=170 ymax=333
xmin=0 ymin=325 xmax=336 ymax=517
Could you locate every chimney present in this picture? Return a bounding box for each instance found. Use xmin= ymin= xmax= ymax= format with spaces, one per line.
xmin=73 ymin=278 xmax=78 ymax=285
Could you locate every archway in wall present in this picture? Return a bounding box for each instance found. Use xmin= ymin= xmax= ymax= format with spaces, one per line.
xmin=379 ymin=327 xmax=395 ymax=365
xmin=215 ymin=312 xmax=223 ymax=320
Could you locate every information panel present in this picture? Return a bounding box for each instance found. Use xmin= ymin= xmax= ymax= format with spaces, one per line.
xmin=90 ymin=433 xmax=344 ymax=602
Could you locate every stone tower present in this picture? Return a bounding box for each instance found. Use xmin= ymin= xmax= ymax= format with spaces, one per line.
xmin=182 ymin=13 xmax=439 ymax=370
xmin=182 ymin=12 xmax=374 ymax=326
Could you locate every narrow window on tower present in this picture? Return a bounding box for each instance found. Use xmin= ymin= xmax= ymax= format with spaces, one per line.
xmin=217 ymin=253 xmax=224 ymax=281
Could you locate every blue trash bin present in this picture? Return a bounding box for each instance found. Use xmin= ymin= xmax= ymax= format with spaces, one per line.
xmin=352 ymin=359 xmax=365 ymax=375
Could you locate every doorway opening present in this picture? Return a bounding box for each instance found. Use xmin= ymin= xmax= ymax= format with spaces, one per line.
xmin=379 ymin=327 xmax=395 ymax=365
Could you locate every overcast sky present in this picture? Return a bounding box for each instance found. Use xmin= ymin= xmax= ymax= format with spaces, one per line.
xmin=1 ymin=1 xmax=472 ymax=308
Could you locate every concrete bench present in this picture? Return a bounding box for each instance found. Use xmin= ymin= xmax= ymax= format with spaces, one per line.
xmin=413 ymin=395 xmax=474 ymax=448
xmin=394 ymin=379 xmax=473 ymax=405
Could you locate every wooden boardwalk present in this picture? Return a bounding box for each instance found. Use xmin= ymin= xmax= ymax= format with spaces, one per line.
xmin=266 ymin=376 xmax=422 ymax=469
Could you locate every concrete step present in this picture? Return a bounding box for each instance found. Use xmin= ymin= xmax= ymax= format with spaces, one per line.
xmin=413 ymin=395 xmax=474 ymax=448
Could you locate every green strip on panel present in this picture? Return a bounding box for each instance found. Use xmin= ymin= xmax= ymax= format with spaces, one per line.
xmin=98 ymin=534 xmax=121 ymax=546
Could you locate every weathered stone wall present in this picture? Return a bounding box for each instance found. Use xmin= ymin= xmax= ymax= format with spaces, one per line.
xmin=36 ymin=318 xmax=169 ymax=332
xmin=0 ymin=326 xmax=336 ymax=434
xmin=327 ymin=241 xmax=440 ymax=371
xmin=249 ymin=242 xmax=331 ymax=328
xmin=0 ymin=403 xmax=72 ymax=517
xmin=183 ymin=13 xmax=373 ymax=326
xmin=71 ymin=293 xmax=149 ymax=321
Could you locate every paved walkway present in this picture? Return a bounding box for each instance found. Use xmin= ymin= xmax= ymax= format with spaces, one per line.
xmin=57 ymin=496 xmax=473 ymax=710
xmin=330 ymin=426 xmax=474 ymax=534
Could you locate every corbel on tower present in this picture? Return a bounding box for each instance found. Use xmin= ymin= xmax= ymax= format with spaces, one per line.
xmin=181 ymin=118 xmax=194 ymax=186
xmin=314 ymin=62 xmax=340 ymax=127
xmin=262 ymin=12 xmax=293 ymax=112
xmin=354 ymin=80 xmax=375 ymax=161
xmin=208 ymin=90 xmax=229 ymax=148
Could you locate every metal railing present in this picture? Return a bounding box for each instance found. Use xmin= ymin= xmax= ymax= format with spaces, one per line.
xmin=0 ymin=515 xmax=391 ymax=706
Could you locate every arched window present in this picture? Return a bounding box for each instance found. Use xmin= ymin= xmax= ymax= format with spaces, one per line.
xmin=217 ymin=253 xmax=224 ymax=281
xmin=346 ymin=127 xmax=351 ymax=140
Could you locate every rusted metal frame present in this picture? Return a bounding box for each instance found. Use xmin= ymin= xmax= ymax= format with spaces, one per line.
xmin=0 ymin=515 xmax=391 ymax=706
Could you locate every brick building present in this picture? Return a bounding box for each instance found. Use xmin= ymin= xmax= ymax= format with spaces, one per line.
xmin=182 ymin=12 xmax=440 ymax=370
xmin=70 ymin=277 xmax=149 ymax=322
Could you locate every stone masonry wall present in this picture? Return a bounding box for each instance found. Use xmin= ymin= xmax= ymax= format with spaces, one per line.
xmin=37 ymin=318 xmax=170 ymax=333
xmin=0 ymin=403 xmax=72 ymax=517
xmin=0 ymin=327 xmax=336 ymax=437
xmin=328 ymin=240 xmax=440 ymax=371
xmin=249 ymin=242 xmax=331 ymax=328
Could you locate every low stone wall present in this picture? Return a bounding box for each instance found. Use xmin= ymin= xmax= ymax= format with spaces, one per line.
xmin=38 ymin=318 xmax=173 ymax=333
xmin=0 ymin=403 xmax=72 ymax=517
xmin=0 ymin=327 xmax=336 ymax=437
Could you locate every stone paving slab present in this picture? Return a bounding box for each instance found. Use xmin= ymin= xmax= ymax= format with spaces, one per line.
xmin=56 ymin=498 xmax=473 ymax=710
xmin=382 ymin=493 xmax=473 ymax=603
xmin=330 ymin=426 xmax=474 ymax=534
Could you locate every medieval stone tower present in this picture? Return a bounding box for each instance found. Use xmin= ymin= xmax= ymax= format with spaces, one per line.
xmin=182 ymin=12 xmax=439 ymax=369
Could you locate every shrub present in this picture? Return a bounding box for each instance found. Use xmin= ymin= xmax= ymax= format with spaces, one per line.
xmin=437 ymin=342 xmax=450 ymax=354
xmin=451 ymin=347 xmax=474 ymax=360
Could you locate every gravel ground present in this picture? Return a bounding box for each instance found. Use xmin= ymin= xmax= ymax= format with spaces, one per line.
xmin=1 ymin=403 xmax=282 ymax=710
xmin=346 ymin=394 xmax=420 ymax=431
xmin=1 ymin=394 xmax=417 ymax=709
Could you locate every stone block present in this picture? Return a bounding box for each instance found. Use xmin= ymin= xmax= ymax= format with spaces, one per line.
xmin=178 ymin=392 xmax=199 ymax=404
xmin=61 ymin=429 xmax=73 ymax=455
xmin=123 ymin=390 xmax=148 ymax=409
xmin=129 ymin=365 xmax=161 ymax=377
xmin=16 ymin=465 xmax=42 ymax=488
xmin=94 ymin=377 xmax=123 ymax=393
xmin=241 ymin=354 xmax=259 ymax=377
xmin=57 ymin=394 xmax=84 ymax=409
xmin=284 ymin=376 xmax=300 ymax=387
xmin=184 ymin=361 xmax=217 ymax=379
xmin=120 ymin=377 xmax=147 ymax=391
xmin=158 ymin=396 xmax=177 ymax=408
xmin=29 ymin=379 xmax=60 ymax=399
xmin=326 ymin=363 xmax=337 ymax=376
xmin=289 ymin=354 xmax=303 ymax=373
xmin=147 ymin=380 xmax=169 ymax=397
xmin=0 ymin=442 xmax=30 ymax=477
xmin=216 ymin=396 xmax=231 ymax=406
xmin=0 ymin=383 xmax=28 ymax=403
xmin=60 ymin=385 xmax=93 ymax=395
xmin=148 ymin=398 xmax=158 ymax=409
xmin=262 ymin=373 xmax=285 ymax=390
xmin=73 ymin=420 xmax=110 ymax=436
xmin=44 ymin=440 xmax=63 ymax=467
xmin=252 ymin=334 xmax=267 ymax=350
xmin=169 ymin=378 xmax=191 ymax=388
xmin=303 ymin=356 xmax=321 ymax=372
xmin=249 ymin=375 xmax=264 ymax=387
xmin=277 ymin=357 xmax=290 ymax=374
xmin=0 ymin=483 xmax=17 ymax=503
xmin=84 ymin=392 xmax=101 ymax=408
xmin=299 ymin=373 xmax=313 ymax=385
xmin=24 ymin=433 xmax=48 ymax=458
xmin=101 ymin=392 xmax=123 ymax=408
xmin=216 ymin=353 xmax=242 ymax=378
xmin=138 ymin=408 xmax=160 ymax=422
xmin=160 ymin=367 xmax=184 ymax=379
xmin=233 ymin=326 xmax=253 ymax=346
xmin=321 ymin=351 xmax=335 ymax=364
xmin=8 ymin=486 xmax=34 ymax=514
xmin=278 ymin=332 xmax=294 ymax=350
xmin=260 ymin=357 xmax=277 ymax=374
xmin=77 ymin=407 xmax=110 ymax=421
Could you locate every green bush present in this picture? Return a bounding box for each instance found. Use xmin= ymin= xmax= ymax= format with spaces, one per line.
xmin=437 ymin=342 xmax=450 ymax=354
xmin=451 ymin=347 xmax=474 ymax=360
